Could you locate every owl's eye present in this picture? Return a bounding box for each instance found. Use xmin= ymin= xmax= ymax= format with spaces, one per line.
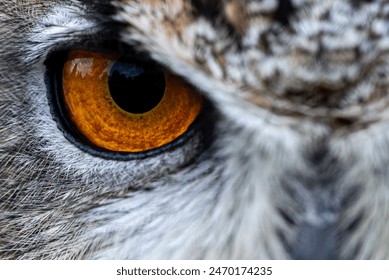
xmin=50 ymin=50 xmax=203 ymax=155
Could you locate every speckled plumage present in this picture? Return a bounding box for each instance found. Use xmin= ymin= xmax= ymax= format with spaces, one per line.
xmin=1 ymin=0 xmax=389 ymax=259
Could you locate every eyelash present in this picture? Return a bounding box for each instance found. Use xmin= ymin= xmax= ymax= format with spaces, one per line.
xmin=45 ymin=46 xmax=208 ymax=160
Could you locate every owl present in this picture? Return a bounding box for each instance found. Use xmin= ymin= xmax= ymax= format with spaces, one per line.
xmin=0 ymin=0 xmax=388 ymax=260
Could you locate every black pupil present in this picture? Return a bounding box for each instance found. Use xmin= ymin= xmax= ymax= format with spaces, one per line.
xmin=108 ymin=60 xmax=165 ymax=114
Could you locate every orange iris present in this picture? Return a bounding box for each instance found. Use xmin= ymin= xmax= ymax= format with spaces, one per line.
xmin=62 ymin=50 xmax=202 ymax=152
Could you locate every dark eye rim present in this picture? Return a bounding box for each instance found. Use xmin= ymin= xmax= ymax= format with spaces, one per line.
xmin=44 ymin=49 xmax=214 ymax=161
